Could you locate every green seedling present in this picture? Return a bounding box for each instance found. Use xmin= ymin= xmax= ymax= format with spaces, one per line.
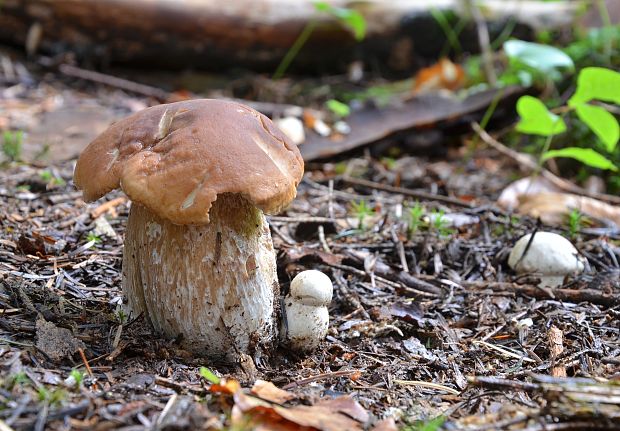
xmin=407 ymin=202 xmax=425 ymax=236
xmin=199 ymin=367 xmax=221 ymax=385
xmin=40 ymin=170 xmax=66 ymax=186
xmin=325 ymin=99 xmax=350 ymax=118
xmin=403 ymin=415 xmax=446 ymax=431
xmin=429 ymin=8 xmax=463 ymax=57
xmin=37 ymin=386 xmax=67 ymax=405
xmin=380 ymin=157 xmax=396 ymax=170
xmin=6 ymin=371 xmax=29 ymax=389
xmin=115 ymin=309 xmax=128 ymax=325
xmin=567 ymin=209 xmax=584 ymax=239
xmin=69 ymin=369 xmax=85 ymax=387
xmin=333 ymin=162 xmax=348 ymax=175
xmin=430 ymin=209 xmax=454 ymax=238
xmin=86 ymin=232 xmax=102 ymax=244
xmin=350 ymin=200 xmax=375 ymax=230
xmin=2 ymin=130 xmax=23 ymax=162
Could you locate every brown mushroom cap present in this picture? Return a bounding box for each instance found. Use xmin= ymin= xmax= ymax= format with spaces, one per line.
xmin=74 ymin=99 xmax=304 ymax=224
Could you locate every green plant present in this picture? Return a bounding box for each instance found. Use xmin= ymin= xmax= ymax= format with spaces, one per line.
xmin=429 ymin=209 xmax=454 ymax=238
xmin=333 ymin=162 xmax=347 ymax=175
xmin=381 ymin=157 xmax=396 ymax=170
xmin=2 ymin=130 xmax=23 ymax=162
xmin=40 ymin=170 xmax=52 ymax=182
xmin=313 ymin=2 xmax=366 ymax=41
xmin=69 ymin=369 xmax=85 ymax=387
xmin=115 ymin=309 xmax=127 ymax=324
xmin=429 ymin=8 xmax=464 ymax=57
xmin=325 ymin=99 xmax=350 ymax=118
xmin=86 ymin=232 xmax=102 ymax=244
xmin=5 ymin=371 xmax=29 ymax=389
xmin=567 ymin=209 xmax=583 ymax=239
xmin=501 ymin=39 xmax=574 ymax=87
xmin=340 ymin=79 xmax=412 ymax=107
xmin=199 ymin=367 xmax=221 ymax=384
xmin=515 ymin=67 xmax=620 ymax=172
xmin=40 ymin=170 xmax=66 ymax=186
xmin=37 ymin=386 xmax=66 ymax=405
xmin=273 ymin=1 xmax=366 ymax=79
xmin=406 ymin=202 xmax=425 ymax=236
xmin=350 ymin=200 xmax=375 ymax=230
xmin=403 ymin=415 xmax=446 ymax=431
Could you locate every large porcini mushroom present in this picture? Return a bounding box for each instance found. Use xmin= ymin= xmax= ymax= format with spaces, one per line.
xmin=74 ymin=99 xmax=304 ymax=359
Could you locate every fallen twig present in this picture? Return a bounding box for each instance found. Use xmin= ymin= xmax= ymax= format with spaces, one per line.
xmin=154 ymin=376 xmax=205 ymax=395
xmin=472 ymin=340 xmax=535 ymax=363
xmin=282 ymin=369 xmax=361 ymax=390
xmin=342 ymin=176 xmax=474 ymax=208
xmin=464 ymin=281 xmax=620 ymax=307
xmin=58 ymin=63 xmax=169 ymax=100
xmin=393 ymin=379 xmax=460 ymax=395
xmin=90 ymin=197 xmax=127 ymax=219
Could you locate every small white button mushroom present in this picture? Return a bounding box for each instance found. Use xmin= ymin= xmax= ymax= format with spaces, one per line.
xmin=281 ymin=270 xmax=333 ymax=351
xmin=508 ymin=232 xmax=586 ymax=288
xmin=273 ymin=116 xmax=305 ymax=145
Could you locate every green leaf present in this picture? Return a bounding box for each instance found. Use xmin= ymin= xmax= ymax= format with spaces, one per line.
xmin=417 ymin=416 xmax=446 ymax=431
xmin=515 ymin=96 xmax=566 ymax=136
xmin=542 ymin=147 xmax=618 ymax=171
xmin=574 ymin=103 xmax=619 ymax=152
xmin=199 ymin=367 xmax=221 ymax=384
xmin=569 ymin=67 xmax=620 ymax=106
xmin=313 ymin=1 xmax=366 ymax=41
xmin=503 ymin=40 xmax=574 ymax=73
xmin=325 ymin=99 xmax=351 ymax=117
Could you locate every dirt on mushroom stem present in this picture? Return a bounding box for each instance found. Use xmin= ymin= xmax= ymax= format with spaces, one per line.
xmin=122 ymin=193 xmax=280 ymax=361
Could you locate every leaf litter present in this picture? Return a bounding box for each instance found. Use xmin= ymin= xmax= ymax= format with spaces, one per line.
xmin=0 ymin=65 xmax=619 ymax=431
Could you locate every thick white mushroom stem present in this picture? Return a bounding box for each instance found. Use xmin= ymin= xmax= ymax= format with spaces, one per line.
xmin=122 ymin=194 xmax=279 ymax=359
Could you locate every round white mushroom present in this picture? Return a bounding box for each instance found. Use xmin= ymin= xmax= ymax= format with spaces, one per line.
xmin=281 ymin=270 xmax=333 ymax=351
xmin=508 ymin=232 xmax=586 ymax=288
xmin=274 ymin=116 xmax=305 ymax=145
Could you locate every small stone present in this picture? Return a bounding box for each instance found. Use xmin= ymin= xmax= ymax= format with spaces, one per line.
xmin=36 ymin=318 xmax=85 ymax=362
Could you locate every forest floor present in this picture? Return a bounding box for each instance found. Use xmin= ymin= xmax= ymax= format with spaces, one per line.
xmin=1 ymin=57 xmax=620 ymax=431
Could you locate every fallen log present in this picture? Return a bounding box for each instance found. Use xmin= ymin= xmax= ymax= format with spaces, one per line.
xmin=0 ymin=0 xmax=577 ymax=74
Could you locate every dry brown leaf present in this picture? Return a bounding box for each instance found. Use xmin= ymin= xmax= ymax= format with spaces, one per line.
xmin=371 ymin=417 xmax=399 ymax=431
xmin=284 ymin=246 xmax=343 ymax=266
xmin=231 ymin=404 xmax=305 ymax=431
xmin=273 ymin=404 xmax=363 ymax=431
xmin=518 ymin=192 xmax=620 ymax=227
xmin=497 ymin=176 xmax=560 ymax=210
xmin=231 ymin=403 xmax=309 ymax=431
xmin=233 ymin=392 xmax=365 ymax=431
xmin=251 ymin=380 xmax=297 ymax=404
xmin=315 ymin=396 xmax=369 ymax=423
xmin=209 ymin=378 xmax=241 ymax=395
